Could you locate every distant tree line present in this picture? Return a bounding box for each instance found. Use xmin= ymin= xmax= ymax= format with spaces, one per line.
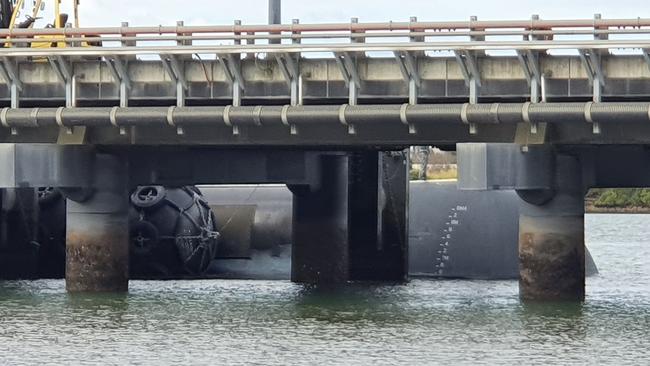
xmin=588 ymin=188 xmax=650 ymax=208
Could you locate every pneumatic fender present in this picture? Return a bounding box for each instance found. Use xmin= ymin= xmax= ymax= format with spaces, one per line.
xmin=131 ymin=186 xmax=167 ymax=210
xmin=37 ymin=187 xmax=62 ymax=207
xmin=128 ymin=186 xmax=220 ymax=277
xmin=166 ymin=187 xmax=220 ymax=274
xmin=130 ymin=220 xmax=160 ymax=256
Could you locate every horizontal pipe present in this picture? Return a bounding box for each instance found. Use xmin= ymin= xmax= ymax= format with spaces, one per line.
xmin=2 ymin=103 xmax=650 ymax=130
xmin=0 ymin=17 xmax=649 ymax=38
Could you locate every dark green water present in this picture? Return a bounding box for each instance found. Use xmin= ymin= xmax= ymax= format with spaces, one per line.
xmin=0 ymin=214 xmax=649 ymax=365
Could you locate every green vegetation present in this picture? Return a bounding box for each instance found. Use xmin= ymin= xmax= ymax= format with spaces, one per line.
xmin=410 ymin=166 xmax=458 ymax=181
xmin=588 ymin=188 xmax=650 ymax=208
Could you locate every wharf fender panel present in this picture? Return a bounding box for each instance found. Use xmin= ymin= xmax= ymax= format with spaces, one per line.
xmin=0 ymin=144 xmax=94 ymax=188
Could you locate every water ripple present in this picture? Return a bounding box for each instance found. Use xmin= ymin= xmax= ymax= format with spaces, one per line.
xmin=0 ymin=214 xmax=648 ymax=365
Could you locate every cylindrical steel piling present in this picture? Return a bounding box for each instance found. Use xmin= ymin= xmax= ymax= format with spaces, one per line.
xmin=518 ymin=154 xmax=585 ymax=301
xmin=65 ymin=154 xmax=129 ymax=293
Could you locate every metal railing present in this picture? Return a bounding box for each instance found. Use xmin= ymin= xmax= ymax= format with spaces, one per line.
xmin=0 ymin=16 xmax=649 ymax=139
xmin=0 ymin=16 xmax=650 ymax=37
xmin=0 ymin=16 xmax=650 ymax=50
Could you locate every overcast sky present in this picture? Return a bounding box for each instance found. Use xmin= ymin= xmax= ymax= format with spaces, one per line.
xmin=69 ymin=0 xmax=648 ymax=27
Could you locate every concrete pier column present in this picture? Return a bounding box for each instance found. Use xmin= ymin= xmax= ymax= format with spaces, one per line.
xmin=291 ymin=154 xmax=350 ymax=284
xmin=518 ymin=154 xmax=585 ymax=301
xmin=65 ymin=154 xmax=129 ymax=292
xmin=291 ymin=151 xmax=409 ymax=284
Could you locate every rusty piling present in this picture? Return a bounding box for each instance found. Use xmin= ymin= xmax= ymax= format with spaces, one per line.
xmin=65 ymin=154 xmax=129 ymax=293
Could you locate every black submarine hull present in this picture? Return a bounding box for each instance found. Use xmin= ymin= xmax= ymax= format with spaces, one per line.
xmin=202 ymin=181 xmax=597 ymax=280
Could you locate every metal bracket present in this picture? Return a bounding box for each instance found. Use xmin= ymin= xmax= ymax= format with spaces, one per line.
xmin=218 ymin=54 xmax=246 ymax=107
xmin=517 ymin=50 xmax=543 ymax=133
xmin=162 ymin=54 xmax=188 ymax=108
xmin=276 ymin=52 xmax=301 ymax=135
xmin=0 ymin=57 xmax=22 ymax=118
xmin=47 ymin=56 xmax=76 ymax=135
xmin=104 ymin=55 xmax=131 ymax=128
xmin=48 ymin=56 xmax=76 ymax=110
xmin=274 ymin=53 xmax=302 ymax=106
xmin=517 ymin=50 xmax=542 ymax=98
xmin=579 ymin=49 xmax=605 ymax=90
xmin=48 ymin=56 xmax=72 ymax=85
xmin=394 ymin=51 xmax=421 ymax=105
xmin=454 ymin=50 xmax=482 ymax=91
xmin=579 ymin=49 xmax=605 ymax=134
xmin=394 ymin=51 xmax=420 ymax=134
xmin=105 ymin=56 xmax=132 ymax=135
xmin=335 ymin=52 xmax=361 ymax=106
xmin=217 ymin=51 xmax=246 ymax=135
xmin=454 ymin=50 xmax=480 ymax=134
xmin=105 ymin=57 xmax=131 ymax=92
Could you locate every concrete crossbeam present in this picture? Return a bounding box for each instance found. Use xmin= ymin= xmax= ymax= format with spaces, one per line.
xmin=1 ymin=56 xmax=650 ymax=104
xmin=0 ymin=144 xmax=93 ymax=188
xmin=457 ymin=143 xmax=554 ymax=191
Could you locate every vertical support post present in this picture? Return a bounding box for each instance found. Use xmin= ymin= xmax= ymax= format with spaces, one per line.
xmin=269 ymin=0 xmax=282 ymax=24
xmin=593 ymin=14 xmax=604 ymax=108
xmin=232 ymin=20 xmax=243 ymax=107
xmin=408 ymin=16 xmax=421 ymax=105
xmin=469 ymin=15 xmax=485 ymax=55
xmin=351 ymin=17 xmax=365 ymax=52
xmin=409 ymin=16 xmax=424 ymax=54
xmin=518 ymin=153 xmax=585 ymax=301
xmin=291 ymin=18 xmax=302 ymax=107
xmin=468 ymin=16 xmax=481 ymax=105
xmin=176 ymin=21 xmax=187 ymax=107
xmin=292 ymin=154 xmax=350 ymax=284
xmin=594 ymin=14 xmax=608 ymax=51
xmin=349 ymin=151 xmax=409 ymax=281
xmin=349 ymin=17 xmax=362 ymax=105
xmin=591 ymin=16 xmax=605 ymax=134
xmin=416 ymin=147 xmax=430 ymax=180
xmin=119 ymin=78 xmax=129 ymax=108
xmin=291 ymin=151 xmax=409 ymax=284
xmin=269 ymin=0 xmax=281 ymax=45
xmin=66 ymin=74 xmax=76 ymax=108
xmin=177 ymin=20 xmax=190 ymax=47
xmin=119 ymin=23 xmax=132 ymax=106
xmin=10 ymin=82 xmax=18 ymax=109
xmin=121 ymin=22 xmax=136 ymax=61
xmin=66 ymin=154 xmax=129 ymax=293
xmin=529 ymin=15 xmax=541 ymax=105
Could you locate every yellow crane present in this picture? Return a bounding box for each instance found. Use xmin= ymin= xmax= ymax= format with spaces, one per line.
xmin=4 ymin=0 xmax=82 ymax=48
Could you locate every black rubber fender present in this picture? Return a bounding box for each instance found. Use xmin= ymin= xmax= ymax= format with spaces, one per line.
xmin=37 ymin=187 xmax=62 ymax=207
xmin=131 ymin=186 xmax=167 ymax=210
xmin=130 ymin=220 xmax=160 ymax=256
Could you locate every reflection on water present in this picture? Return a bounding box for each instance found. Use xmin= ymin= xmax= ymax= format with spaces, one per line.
xmin=0 ymin=214 xmax=649 ymax=365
